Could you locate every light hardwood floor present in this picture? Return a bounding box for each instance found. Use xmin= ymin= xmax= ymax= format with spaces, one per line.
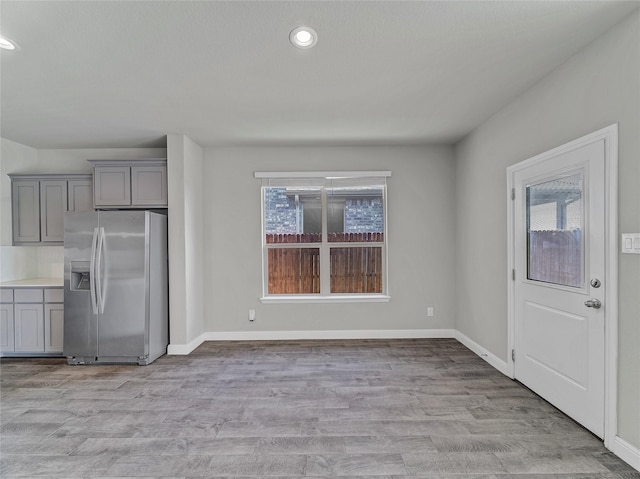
xmin=1 ymin=338 xmax=638 ymax=478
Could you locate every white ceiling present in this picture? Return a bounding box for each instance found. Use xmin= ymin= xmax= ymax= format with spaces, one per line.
xmin=1 ymin=1 xmax=637 ymax=149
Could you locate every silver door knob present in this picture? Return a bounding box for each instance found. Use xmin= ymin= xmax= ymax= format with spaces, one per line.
xmin=585 ymin=299 xmax=602 ymax=309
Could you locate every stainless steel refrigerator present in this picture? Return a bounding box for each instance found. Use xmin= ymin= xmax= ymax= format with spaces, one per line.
xmin=63 ymin=210 xmax=168 ymax=365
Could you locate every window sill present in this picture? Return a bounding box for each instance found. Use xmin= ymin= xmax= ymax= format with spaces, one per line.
xmin=260 ymin=295 xmax=391 ymax=304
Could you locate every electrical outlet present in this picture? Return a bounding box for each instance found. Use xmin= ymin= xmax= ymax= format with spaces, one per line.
xmin=427 ymin=307 xmax=434 ymax=317
xmin=248 ymin=309 xmax=256 ymax=322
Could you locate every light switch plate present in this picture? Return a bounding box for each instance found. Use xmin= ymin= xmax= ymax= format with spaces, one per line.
xmin=621 ymin=234 xmax=640 ymax=254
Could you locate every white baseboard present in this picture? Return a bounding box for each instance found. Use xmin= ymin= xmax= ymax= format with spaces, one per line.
xmin=206 ymin=329 xmax=455 ymax=341
xmin=611 ymin=436 xmax=640 ymax=472
xmin=167 ymin=331 xmax=209 ymax=355
xmin=454 ymin=330 xmax=510 ymax=376
xmin=168 ymin=329 xmax=455 ymax=354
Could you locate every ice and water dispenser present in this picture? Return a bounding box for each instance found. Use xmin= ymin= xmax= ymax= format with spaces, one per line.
xmin=70 ymin=262 xmax=91 ymax=291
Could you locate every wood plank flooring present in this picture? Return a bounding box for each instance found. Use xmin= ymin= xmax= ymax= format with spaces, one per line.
xmin=1 ymin=338 xmax=638 ymax=478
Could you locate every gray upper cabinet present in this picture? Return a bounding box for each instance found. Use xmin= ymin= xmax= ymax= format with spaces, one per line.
xmin=9 ymin=174 xmax=93 ymax=246
xmin=11 ymin=179 xmax=40 ymax=244
xmin=40 ymin=180 xmax=68 ymax=242
xmin=131 ymin=166 xmax=168 ymax=206
xmin=68 ymin=179 xmax=94 ymax=212
xmin=94 ymin=166 xmax=131 ymax=206
xmin=89 ymin=159 xmax=167 ymax=209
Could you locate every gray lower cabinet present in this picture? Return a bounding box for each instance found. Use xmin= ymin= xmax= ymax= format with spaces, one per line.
xmin=9 ymin=174 xmax=93 ymax=245
xmin=44 ymin=304 xmax=64 ymax=352
xmin=0 ymin=304 xmax=15 ymax=352
xmin=0 ymin=287 xmax=64 ymax=356
xmin=14 ymin=303 xmax=44 ymax=352
xmin=44 ymin=288 xmax=64 ymax=353
xmin=89 ymin=159 xmax=168 ymax=208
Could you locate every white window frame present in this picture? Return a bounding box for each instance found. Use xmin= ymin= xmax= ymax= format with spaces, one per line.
xmin=256 ymin=171 xmax=391 ymax=303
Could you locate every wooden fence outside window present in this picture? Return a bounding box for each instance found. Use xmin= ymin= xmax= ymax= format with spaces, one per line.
xmin=528 ymin=229 xmax=582 ymax=287
xmin=266 ymin=233 xmax=383 ymax=294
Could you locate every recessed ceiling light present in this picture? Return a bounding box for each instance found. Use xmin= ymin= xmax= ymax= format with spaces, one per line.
xmin=0 ymin=35 xmax=18 ymax=51
xmin=290 ymin=26 xmax=317 ymax=49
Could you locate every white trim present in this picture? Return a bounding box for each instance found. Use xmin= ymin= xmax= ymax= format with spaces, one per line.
xmin=383 ymin=174 xmax=390 ymax=297
xmin=260 ymin=295 xmax=391 ymax=304
xmin=255 ymin=171 xmax=391 ymax=179
xmin=611 ymin=436 xmax=640 ymax=472
xmin=266 ymin=242 xmax=385 ymax=249
xmin=454 ymin=330 xmax=510 ymax=376
xmin=167 ymin=332 xmax=208 ymax=355
xmin=506 ymin=124 xmax=618 ymax=448
xmin=506 ymin=175 xmax=516 ymax=379
xmin=320 ymin=186 xmax=330 ymax=294
xmin=260 ymin=174 xmax=389 ymax=299
xmin=603 ymin=124 xmax=619 ymax=450
xmin=207 ymin=329 xmax=454 ymax=341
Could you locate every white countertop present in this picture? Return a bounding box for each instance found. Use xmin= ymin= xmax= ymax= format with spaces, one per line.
xmin=0 ymin=278 xmax=64 ymax=288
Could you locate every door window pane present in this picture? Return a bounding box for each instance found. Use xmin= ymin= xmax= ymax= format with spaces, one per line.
xmin=527 ymin=173 xmax=583 ymax=287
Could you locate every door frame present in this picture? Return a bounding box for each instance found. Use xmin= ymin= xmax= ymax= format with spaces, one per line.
xmin=506 ymin=124 xmax=618 ymax=448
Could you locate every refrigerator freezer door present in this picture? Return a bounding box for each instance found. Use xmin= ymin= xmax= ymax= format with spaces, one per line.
xmin=64 ymin=212 xmax=99 ymax=360
xmin=96 ymin=211 xmax=148 ymax=360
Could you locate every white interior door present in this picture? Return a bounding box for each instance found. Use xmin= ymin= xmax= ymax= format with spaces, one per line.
xmin=513 ymin=138 xmax=606 ymax=438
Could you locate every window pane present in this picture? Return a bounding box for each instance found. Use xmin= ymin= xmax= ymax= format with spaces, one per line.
xmin=327 ymin=185 xmax=384 ymax=242
xmin=268 ymin=248 xmax=320 ymax=294
xmin=330 ymin=247 xmax=382 ymax=293
xmin=264 ymin=187 xmax=321 ymax=243
xmin=527 ymin=173 xmax=583 ymax=287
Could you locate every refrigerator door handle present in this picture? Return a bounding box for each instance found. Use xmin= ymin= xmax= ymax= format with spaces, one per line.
xmin=89 ymin=227 xmax=99 ymax=314
xmin=96 ymin=227 xmax=106 ymax=314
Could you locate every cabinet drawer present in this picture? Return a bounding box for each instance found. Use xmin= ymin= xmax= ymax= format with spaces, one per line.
xmin=44 ymin=289 xmax=64 ymax=303
xmin=14 ymin=289 xmax=44 ymax=303
xmin=0 ymin=289 xmax=13 ymax=303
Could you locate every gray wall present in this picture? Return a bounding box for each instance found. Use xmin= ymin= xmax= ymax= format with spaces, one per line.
xmin=203 ymin=145 xmax=456 ymax=334
xmin=455 ymin=11 xmax=639 ymax=448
